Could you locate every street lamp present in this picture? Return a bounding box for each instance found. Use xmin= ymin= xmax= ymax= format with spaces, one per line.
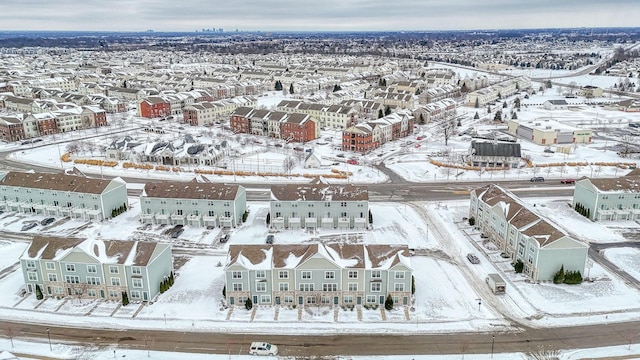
xmin=491 ymin=334 xmax=495 ymax=358
xmin=476 ymin=298 xmax=482 ymax=312
xmin=46 ymin=327 xmax=52 ymax=351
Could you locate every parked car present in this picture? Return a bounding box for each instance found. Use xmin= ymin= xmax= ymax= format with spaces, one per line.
xmin=40 ymin=217 xmax=55 ymax=226
xmin=560 ymin=179 xmax=576 ymax=184
xmin=530 ymin=176 xmax=545 ymax=182
xmin=170 ymin=225 xmax=184 ymax=238
xmin=21 ymin=223 xmax=37 ymax=231
xmin=220 ymin=234 xmax=230 ymax=243
xmin=249 ymin=342 xmax=278 ymax=356
xmin=336 ymin=153 xmax=345 ymax=158
xmin=293 ymin=146 xmax=304 ymax=151
xmin=416 ymin=136 xmax=424 ymax=140
xmin=347 ymin=159 xmax=358 ymax=165
xmin=266 ymin=234 xmax=274 ymax=244
xmin=467 ymin=253 xmax=480 ymax=264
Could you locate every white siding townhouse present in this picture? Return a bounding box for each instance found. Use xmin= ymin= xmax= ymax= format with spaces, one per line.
xmin=572 ymin=170 xmax=640 ymax=221
xmin=469 ymin=184 xmax=588 ymax=281
xmin=0 ymin=171 xmax=127 ymax=221
xmin=270 ymin=183 xmax=369 ymax=230
xmin=224 ymin=243 xmax=412 ymax=307
xmin=20 ymin=236 xmax=172 ymax=302
xmin=140 ymin=180 xmax=246 ymax=228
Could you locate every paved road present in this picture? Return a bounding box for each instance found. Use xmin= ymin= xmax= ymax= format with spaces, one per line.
xmin=2 ymin=319 xmax=640 ymax=357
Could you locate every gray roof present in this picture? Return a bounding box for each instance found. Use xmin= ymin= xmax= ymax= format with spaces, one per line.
xmin=0 ymin=171 xmax=116 ymax=194
xmin=271 ymin=184 xmax=368 ymax=201
xmin=471 ymin=141 xmax=521 ymax=157
xmin=143 ymin=180 xmax=241 ymax=200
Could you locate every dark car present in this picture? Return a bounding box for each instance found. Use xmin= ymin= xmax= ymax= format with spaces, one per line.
xmin=170 ymin=225 xmax=184 ymax=238
xmin=220 ymin=234 xmax=230 ymax=243
xmin=266 ymin=234 xmax=274 ymax=244
xmin=40 ymin=217 xmax=55 ymax=226
xmin=560 ymin=179 xmax=576 ymax=184
xmin=21 ymin=223 xmax=37 ymax=231
xmin=530 ymin=176 xmax=545 ymax=182
xmin=467 ymin=253 xmax=480 ymax=264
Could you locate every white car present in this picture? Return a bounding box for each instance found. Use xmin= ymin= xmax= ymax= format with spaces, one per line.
xmin=249 ymin=342 xmax=278 ymax=356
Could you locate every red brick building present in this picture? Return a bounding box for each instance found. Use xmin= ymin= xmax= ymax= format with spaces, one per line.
xmin=138 ymin=97 xmax=170 ymax=119
xmin=0 ymin=116 xmax=25 ymax=142
xmin=230 ymin=107 xmax=255 ymax=134
xmin=342 ymin=124 xmax=377 ymax=153
xmin=281 ymin=113 xmax=316 ymax=143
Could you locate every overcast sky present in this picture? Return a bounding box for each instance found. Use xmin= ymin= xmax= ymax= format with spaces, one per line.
xmin=1 ymin=0 xmax=639 ymax=32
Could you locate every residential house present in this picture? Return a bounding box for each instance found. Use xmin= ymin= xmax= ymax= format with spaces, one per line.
xmin=138 ymin=97 xmax=171 ymax=119
xmin=469 ymin=184 xmax=588 ymax=281
xmin=0 ymin=171 xmax=127 ymax=221
xmin=140 ymin=180 xmax=246 ymax=228
xmin=270 ymin=183 xmax=369 ymax=230
xmin=81 ymin=106 xmax=108 ymax=128
xmin=20 ymin=236 xmax=172 ymax=302
xmin=543 ymin=99 xmax=569 ymax=110
xmin=224 ymin=243 xmax=412 ymax=307
xmin=0 ymin=115 xmax=26 ymax=142
xmin=572 ymin=171 xmax=640 ymax=221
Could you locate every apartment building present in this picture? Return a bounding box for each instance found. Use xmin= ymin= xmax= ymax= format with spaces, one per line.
xmin=20 ymin=236 xmax=172 ymax=302
xmin=0 ymin=171 xmax=128 ymax=221
xmin=224 ymin=243 xmax=412 ymax=307
xmin=469 ymin=184 xmax=588 ymax=281
xmin=270 ymin=183 xmax=369 ymax=230
xmin=140 ymin=180 xmax=246 ymax=228
xmin=572 ymin=171 xmax=640 ymax=221
xmin=230 ymin=107 xmax=318 ymax=142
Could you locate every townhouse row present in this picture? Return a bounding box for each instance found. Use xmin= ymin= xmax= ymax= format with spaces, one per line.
xmin=230 ymin=107 xmax=318 ymax=143
xmin=341 ymin=110 xmax=414 ymax=153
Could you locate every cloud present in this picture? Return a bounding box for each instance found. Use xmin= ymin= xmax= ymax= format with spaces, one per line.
xmin=0 ymin=0 xmax=638 ymax=31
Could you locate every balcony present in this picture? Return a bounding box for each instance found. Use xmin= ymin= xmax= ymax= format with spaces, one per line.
xmin=272 ymin=216 xmax=285 ymax=230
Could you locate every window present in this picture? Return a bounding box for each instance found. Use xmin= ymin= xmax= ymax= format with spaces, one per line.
xmin=232 ymin=283 xmax=243 ymax=291
xmin=340 ymin=212 xmax=347 ymax=217
xmin=283 ymin=296 xmax=293 ymax=304
xmin=232 ymin=271 xmax=242 ymax=279
xmin=48 ymin=274 xmax=58 ymax=282
xmin=88 ymin=289 xmax=97 ymax=297
xmin=343 ymin=295 xmax=353 ymax=304
xmin=322 ymin=283 xmax=337 ymax=292
xmin=132 ymin=267 xmax=142 ymax=275
xmin=132 ymin=278 xmax=143 ymax=288
xmin=208 ymin=210 xmax=215 ymax=216
xmin=109 ymin=266 xmax=119 ymax=274
xmin=109 ymin=290 xmax=118 ymax=298
xmin=27 ymin=272 xmax=38 ymax=281
xmin=65 ymin=275 xmax=80 ymax=284
xmin=278 ymin=271 xmax=288 ymax=279
xmin=87 ymin=265 xmax=97 ymax=273
xmin=341 ymin=202 xmax=347 ymax=207
xmin=260 ymin=295 xmax=271 ymax=304
xmin=130 ymin=291 xmax=141 ymax=299
xmin=111 ymin=278 xmax=121 ymax=286
xmin=256 ymin=282 xmax=266 ymax=292
xmin=371 ymin=270 xmax=381 ymax=279
xmin=86 ymin=277 xmax=101 ymax=285
xmin=394 ymin=283 xmax=405 ymax=292
xmin=45 ymin=262 xmax=55 ymax=270
xmin=306 ymin=296 xmax=317 ymax=304
xmin=279 ymin=283 xmax=289 ymax=291
xmin=394 ymin=271 xmax=405 ymax=279
xmin=325 ymin=271 xmax=335 ymax=279
xmin=371 ymin=283 xmax=381 ymax=292
xmin=299 ymin=283 xmax=314 ymax=292
xmin=256 ymin=270 xmax=266 ymax=279
xmin=302 ymin=271 xmax=311 ymax=279
xmin=66 ymin=264 xmax=76 ymax=272
xmin=348 ymin=283 xmax=358 ymax=291
xmin=26 ymin=260 xmax=36 ymax=269
xmin=348 ymin=270 xmax=358 ymax=279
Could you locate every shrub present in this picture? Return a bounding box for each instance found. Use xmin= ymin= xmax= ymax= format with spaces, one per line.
xmin=266 ymin=213 xmax=271 ymax=226
xmin=553 ymin=265 xmax=565 ymax=284
xmin=222 ymin=285 xmax=226 ymax=297
xmin=122 ymin=292 xmax=129 ymax=306
xmin=513 ymin=259 xmax=524 ymax=273
xmin=245 ymin=297 xmax=253 ymax=310
xmin=468 ymin=217 xmax=475 ymax=226
xmin=35 ymin=284 xmax=43 ymax=300
xmin=242 ymin=211 xmax=248 ymax=222
xmin=411 ymin=276 xmax=416 ymax=295
xmin=384 ymin=294 xmax=394 ymax=310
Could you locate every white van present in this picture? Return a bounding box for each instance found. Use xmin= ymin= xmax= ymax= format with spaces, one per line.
xmin=249 ymin=342 xmax=278 ymax=356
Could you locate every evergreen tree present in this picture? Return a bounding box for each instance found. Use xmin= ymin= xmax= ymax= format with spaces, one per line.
xmin=245 ymin=297 xmax=253 ymax=310
xmin=289 ymin=83 xmax=294 ymax=94
xmin=222 ymin=285 xmax=226 ymax=297
xmin=378 ymin=109 xmax=384 ymax=119
xmin=266 ymin=213 xmax=271 ymax=225
xmin=502 ymin=101 xmax=508 ymax=109
xmin=512 ymin=112 xmax=518 ymax=119
xmin=170 ymin=271 xmax=174 ymax=286
xmin=122 ymin=292 xmax=129 ymax=306
xmin=474 ymin=98 xmax=480 ymax=108
xmin=384 ymin=106 xmax=391 ymax=116
xmin=384 ymin=294 xmax=394 ymax=310
xmin=368 ymin=210 xmax=373 ymax=224
xmin=419 ymin=114 xmax=425 ymax=125
xmin=35 ymin=284 xmax=43 ymax=300
xmin=494 ymin=110 xmax=502 ymax=122
xmin=411 ymin=276 xmax=416 ymax=295
xmin=473 ymin=112 xmax=480 ymax=120
xmin=487 ymin=105 xmax=492 ymax=114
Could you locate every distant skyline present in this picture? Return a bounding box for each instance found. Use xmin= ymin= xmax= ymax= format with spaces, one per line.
xmin=1 ymin=0 xmax=639 ymax=32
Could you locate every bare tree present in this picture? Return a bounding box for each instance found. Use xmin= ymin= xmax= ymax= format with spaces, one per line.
xmin=65 ymin=141 xmax=80 ymax=154
xmin=619 ymin=134 xmax=634 ymax=158
xmin=283 ymin=156 xmax=296 ymax=174
xmin=439 ymin=118 xmax=457 ymax=146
